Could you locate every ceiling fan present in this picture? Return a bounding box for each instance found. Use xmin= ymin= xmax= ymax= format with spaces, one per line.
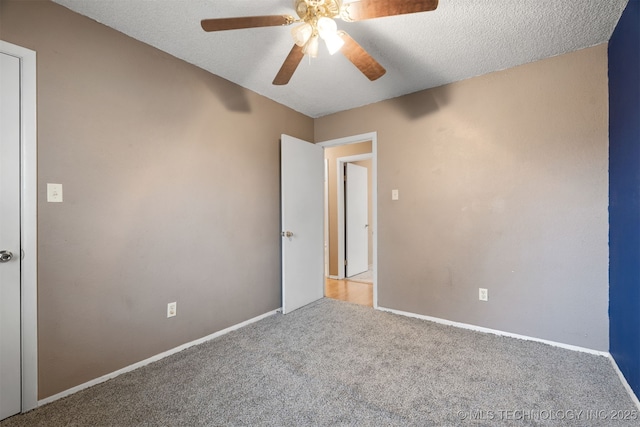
xmin=201 ymin=0 xmax=439 ymax=85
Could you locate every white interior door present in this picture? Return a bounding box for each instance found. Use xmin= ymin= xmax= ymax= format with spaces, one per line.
xmin=345 ymin=163 xmax=368 ymax=277
xmin=281 ymin=135 xmax=324 ymax=314
xmin=0 ymin=51 xmax=23 ymax=421
xmin=324 ymin=159 xmax=329 ymax=278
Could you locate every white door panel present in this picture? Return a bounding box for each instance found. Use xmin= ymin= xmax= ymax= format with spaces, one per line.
xmin=0 ymin=52 xmax=22 ymax=421
xmin=281 ymin=135 xmax=324 ymax=314
xmin=346 ymin=163 xmax=368 ymax=277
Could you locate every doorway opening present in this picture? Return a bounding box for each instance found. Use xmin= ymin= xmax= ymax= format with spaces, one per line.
xmin=318 ymin=133 xmax=377 ymax=308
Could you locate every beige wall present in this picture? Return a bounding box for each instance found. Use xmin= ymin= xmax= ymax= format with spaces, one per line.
xmin=1 ymin=0 xmax=313 ymax=398
xmin=316 ymin=45 xmax=610 ymax=350
xmin=324 ymin=142 xmax=372 ymax=276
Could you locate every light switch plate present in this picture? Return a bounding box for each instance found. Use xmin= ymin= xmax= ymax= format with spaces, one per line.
xmin=167 ymin=302 xmax=177 ymax=318
xmin=392 ymin=189 xmax=399 ymax=201
xmin=47 ymin=183 xmax=63 ymax=203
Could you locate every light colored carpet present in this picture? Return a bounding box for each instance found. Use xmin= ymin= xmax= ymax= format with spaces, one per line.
xmin=2 ymin=299 xmax=637 ymax=426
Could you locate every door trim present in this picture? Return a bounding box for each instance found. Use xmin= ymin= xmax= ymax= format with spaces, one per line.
xmin=0 ymin=41 xmax=38 ymax=412
xmin=317 ymin=132 xmax=378 ymax=308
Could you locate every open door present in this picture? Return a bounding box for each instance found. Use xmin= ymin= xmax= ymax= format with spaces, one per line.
xmin=281 ymin=135 xmax=324 ymax=314
xmin=345 ymin=162 xmax=369 ymax=277
xmin=0 ymin=49 xmax=22 ymax=422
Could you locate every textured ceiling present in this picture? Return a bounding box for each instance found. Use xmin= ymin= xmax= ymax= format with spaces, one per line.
xmin=52 ymin=0 xmax=628 ymax=118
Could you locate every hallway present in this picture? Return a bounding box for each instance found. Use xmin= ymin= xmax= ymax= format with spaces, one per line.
xmin=325 ymin=278 xmax=373 ymax=307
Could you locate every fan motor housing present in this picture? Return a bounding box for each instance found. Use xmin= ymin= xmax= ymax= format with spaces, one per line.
xmin=295 ymin=0 xmax=342 ymax=20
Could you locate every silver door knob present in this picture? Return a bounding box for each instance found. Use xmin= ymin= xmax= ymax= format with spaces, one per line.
xmin=0 ymin=250 xmax=13 ymax=263
xmin=281 ymin=231 xmax=294 ymax=238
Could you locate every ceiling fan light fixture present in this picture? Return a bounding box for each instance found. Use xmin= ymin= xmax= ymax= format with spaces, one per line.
xmin=303 ymin=35 xmax=319 ymax=58
xmin=316 ymin=16 xmax=343 ymax=55
xmin=317 ymin=16 xmax=337 ymax=38
xmin=323 ymin=32 xmax=344 ymax=54
xmin=291 ymin=22 xmax=313 ymax=46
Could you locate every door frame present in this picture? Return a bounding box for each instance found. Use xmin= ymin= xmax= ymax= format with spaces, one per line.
xmin=0 ymin=40 xmax=38 ymax=412
xmin=318 ymin=132 xmax=378 ymax=308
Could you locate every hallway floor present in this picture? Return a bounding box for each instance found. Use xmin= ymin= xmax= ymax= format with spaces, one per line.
xmin=325 ymin=277 xmax=373 ymax=307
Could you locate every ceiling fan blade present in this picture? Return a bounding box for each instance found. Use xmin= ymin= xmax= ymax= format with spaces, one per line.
xmin=201 ymin=15 xmax=294 ymax=32
xmin=338 ymin=32 xmax=386 ymax=81
xmin=273 ymin=44 xmax=305 ymax=85
xmin=342 ymin=0 xmax=438 ymax=21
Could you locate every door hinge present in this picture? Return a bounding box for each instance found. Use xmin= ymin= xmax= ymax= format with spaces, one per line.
xmin=344 ymin=259 xmax=348 ymax=266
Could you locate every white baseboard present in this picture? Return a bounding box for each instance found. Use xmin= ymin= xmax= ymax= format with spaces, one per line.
xmin=608 ymin=355 xmax=640 ymax=411
xmin=38 ymin=309 xmax=280 ymax=406
xmin=328 ymin=275 xmax=340 ymax=280
xmin=376 ymin=306 xmax=609 ymax=357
